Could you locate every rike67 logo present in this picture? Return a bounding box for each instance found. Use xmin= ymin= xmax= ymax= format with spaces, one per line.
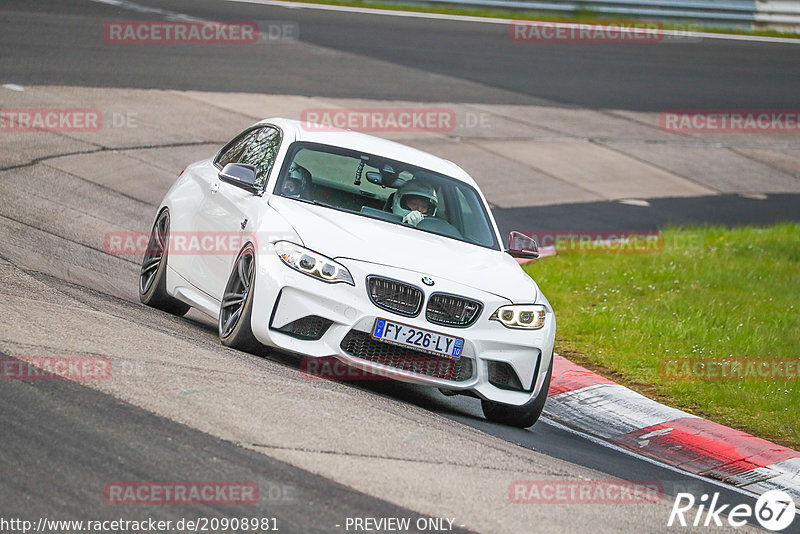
xmin=668 ymin=490 xmax=796 ymax=531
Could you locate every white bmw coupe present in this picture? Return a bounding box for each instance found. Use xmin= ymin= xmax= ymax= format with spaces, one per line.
xmin=140 ymin=118 xmax=555 ymax=428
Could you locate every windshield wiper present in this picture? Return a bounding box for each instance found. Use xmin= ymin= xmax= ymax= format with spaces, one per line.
xmin=288 ymin=197 xmax=329 ymax=207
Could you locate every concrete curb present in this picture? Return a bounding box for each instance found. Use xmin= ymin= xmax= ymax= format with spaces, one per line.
xmin=544 ymin=355 xmax=800 ymax=500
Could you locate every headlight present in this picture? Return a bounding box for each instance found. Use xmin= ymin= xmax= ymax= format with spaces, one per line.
xmin=274 ymin=241 xmax=354 ymax=285
xmin=490 ymin=304 xmax=546 ymax=329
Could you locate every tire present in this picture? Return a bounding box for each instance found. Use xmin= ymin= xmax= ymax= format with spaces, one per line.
xmin=139 ymin=209 xmax=190 ymax=316
xmin=481 ymin=356 xmax=553 ymax=428
xmin=219 ymin=243 xmax=261 ymax=353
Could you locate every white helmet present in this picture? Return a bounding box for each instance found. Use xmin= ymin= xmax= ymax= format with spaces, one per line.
xmin=392 ymin=180 xmax=438 ymax=218
xmin=281 ymin=163 xmax=311 ymax=198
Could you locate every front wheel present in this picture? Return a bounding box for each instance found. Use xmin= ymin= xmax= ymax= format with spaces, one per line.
xmin=219 ymin=243 xmax=261 ymax=353
xmin=139 ymin=209 xmax=190 ymax=316
xmin=481 ymin=356 xmax=553 ymax=428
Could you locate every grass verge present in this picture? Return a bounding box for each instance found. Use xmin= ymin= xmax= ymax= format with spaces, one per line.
xmin=282 ymin=0 xmax=800 ymax=39
xmin=523 ymin=224 xmax=800 ymax=448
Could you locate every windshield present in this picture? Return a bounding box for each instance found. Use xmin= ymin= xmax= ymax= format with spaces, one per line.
xmin=274 ymin=142 xmax=499 ymax=249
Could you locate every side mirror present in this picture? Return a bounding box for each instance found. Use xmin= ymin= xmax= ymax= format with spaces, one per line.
xmin=506 ymin=231 xmax=539 ymax=259
xmin=219 ymin=163 xmax=259 ymax=193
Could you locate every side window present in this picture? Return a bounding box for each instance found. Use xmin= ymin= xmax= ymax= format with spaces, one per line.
xmin=240 ymin=127 xmax=281 ymax=189
xmin=454 ymin=187 xmax=493 ymax=247
xmin=216 ymin=127 xmax=281 ymax=189
xmin=217 ymin=130 xmax=256 ymax=169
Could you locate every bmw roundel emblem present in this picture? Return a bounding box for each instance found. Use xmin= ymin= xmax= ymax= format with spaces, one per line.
xmin=422 ymin=276 xmax=435 ymax=286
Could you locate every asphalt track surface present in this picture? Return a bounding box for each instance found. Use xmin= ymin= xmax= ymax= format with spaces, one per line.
xmin=492 ymin=193 xmax=800 ymax=234
xmin=2 ymin=0 xmax=800 ymax=111
xmin=0 ymin=0 xmax=796 ymax=532
xmin=1 ymin=360 xmax=465 ymax=533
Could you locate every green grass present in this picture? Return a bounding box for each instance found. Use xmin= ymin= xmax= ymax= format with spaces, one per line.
xmin=285 ymin=0 xmax=800 ymax=39
xmin=523 ymin=224 xmax=800 ymax=448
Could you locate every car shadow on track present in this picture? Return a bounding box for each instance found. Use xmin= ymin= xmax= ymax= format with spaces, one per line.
xmin=252 ymin=346 xmax=489 ymax=423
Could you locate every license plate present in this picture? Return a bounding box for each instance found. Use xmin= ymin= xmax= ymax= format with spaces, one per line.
xmin=371 ymin=318 xmax=463 ymax=358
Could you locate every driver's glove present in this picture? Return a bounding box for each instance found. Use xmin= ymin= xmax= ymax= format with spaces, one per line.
xmin=402 ymin=210 xmax=424 ymax=227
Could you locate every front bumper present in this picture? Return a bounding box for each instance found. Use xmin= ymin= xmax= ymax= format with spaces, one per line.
xmin=250 ymin=254 xmax=555 ymax=406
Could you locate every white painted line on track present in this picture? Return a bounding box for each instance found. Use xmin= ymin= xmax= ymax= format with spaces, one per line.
xmin=222 ymin=0 xmax=800 ymax=44
xmin=618 ymin=198 xmax=651 ymax=207
xmin=542 ymin=417 xmax=766 ymax=501
xmin=545 ymin=416 xmax=800 ymax=516
xmin=2 ymin=84 xmax=25 ymax=91
xmin=88 ymin=0 xmax=203 ymax=21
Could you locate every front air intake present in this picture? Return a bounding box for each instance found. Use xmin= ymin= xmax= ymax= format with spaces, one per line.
xmin=273 ymin=315 xmax=332 ymax=340
xmin=340 ymin=330 xmax=474 ymax=382
xmin=487 ymin=360 xmax=526 ymax=391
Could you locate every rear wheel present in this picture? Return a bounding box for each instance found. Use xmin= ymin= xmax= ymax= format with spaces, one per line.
xmin=481 ymin=356 xmax=553 ymax=428
xmin=219 ymin=243 xmax=261 ymax=353
xmin=139 ymin=209 xmax=190 ymax=316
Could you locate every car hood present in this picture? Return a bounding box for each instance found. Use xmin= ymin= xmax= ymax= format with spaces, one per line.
xmin=268 ymin=196 xmax=538 ymax=302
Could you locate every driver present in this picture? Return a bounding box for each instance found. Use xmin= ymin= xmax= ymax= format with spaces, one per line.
xmin=281 ymin=163 xmax=311 ymax=198
xmin=391 ymin=180 xmax=438 ymax=227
